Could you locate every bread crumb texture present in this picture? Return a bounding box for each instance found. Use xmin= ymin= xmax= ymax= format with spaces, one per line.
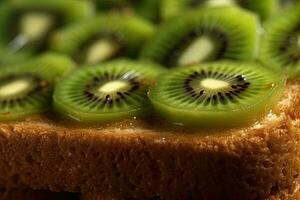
xmin=0 ymin=82 xmax=299 ymax=200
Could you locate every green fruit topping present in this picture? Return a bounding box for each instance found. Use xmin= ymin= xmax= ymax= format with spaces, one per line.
xmin=260 ymin=4 xmax=300 ymax=79
xmin=149 ymin=62 xmax=284 ymax=128
xmin=161 ymin=0 xmax=278 ymax=21
xmin=53 ymin=59 xmax=166 ymax=123
xmin=141 ymin=7 xmax=259 ymax=67
xmin=0 ymin=0 xmax=94 ymax=54
xmin=0 ymin=53 xmax=75 ymax=120
xmin=51 ymin=14 xmax=154 ymax=65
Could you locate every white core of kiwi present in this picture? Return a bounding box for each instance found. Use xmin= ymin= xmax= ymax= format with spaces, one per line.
xmin=206 ymin=0 xmax=235 ymax=7
xmin=0 ymin=79 xmax=30 ymax=97
xmin=85 ymin=39 xmax=120 ymax=65
xmin=200 ymin=78 xmax=229 ymax=90
xmin=98 ymin=80 xmax=129 ymax=93
xmin=177 ymin=36 xmax=215 ymax=66
xmin=20 ymin=12 xmax=55 ymax=41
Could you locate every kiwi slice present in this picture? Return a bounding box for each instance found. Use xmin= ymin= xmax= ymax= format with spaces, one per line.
xmin=161 ymin=0 xmax=277 ymax=21
xmin=0 ymin=53 xmax=75 ymax=121
xmin=50 ymin=14 xmax=154 ymax=65
xmin=0 ymin=0 xmax=94 ymax=55
xmin=149 ymin=62 xmax=284 ymax=128
xmin=141 ymin=7 xmax=259 ymax=68
xmin=53 ymin=59 xmax=166 ymax=123
xmin=260 ymin=4 xmax=300 ymax=79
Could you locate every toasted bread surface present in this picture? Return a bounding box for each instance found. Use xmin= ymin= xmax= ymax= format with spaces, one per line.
xmin=0 ymin=82 xmax=299 ymax=200
xmin=81 ymin=183 xmax=300 ymax=200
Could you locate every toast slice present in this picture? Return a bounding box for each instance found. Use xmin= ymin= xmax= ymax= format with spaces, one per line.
xmin=0 ymin=187 xmax=72 ymax=200
xmin=0 ymin=81 xmax=299 ymax=200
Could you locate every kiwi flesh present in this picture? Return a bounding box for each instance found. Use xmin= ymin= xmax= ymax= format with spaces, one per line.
xmin=94 ymin=0 xmax=130 ymax=10
xmin=161 ymin=0 xmax=202 ymax=21
xmin=280 ymin=0 xmax=300 ymax=8
xmin=94 ymin=0 xmax=161 ymax=23
xmin=235 ymin=0 xmax=278 ymax=20
xmin=161 ymin=0 xmax=277 ymax=21
xmin=0 ymin=0 xmax=94 ymax=55
xmin=0 ymin=46 xmax=32 ymax=66
xmin=260 ymin=4 xmax=300 ymax=80
xmin=0 ymin=53 xmax=75 ymax=121
xmin=149 ymin=62 xmax=284 ymax=128
xmin=53 ymin=59 xmax=166 ymax=123
xmin=141 ymin=7 xmax=259 ymax=68
xmin=134 ymin=0 xmax=161 ymax=23
xmin=50 ymin=14 xmax=154 ymax=65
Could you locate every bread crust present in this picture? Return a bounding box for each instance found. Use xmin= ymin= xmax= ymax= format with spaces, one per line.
xmin=0 ymin=82 xmax=299 ymax=200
